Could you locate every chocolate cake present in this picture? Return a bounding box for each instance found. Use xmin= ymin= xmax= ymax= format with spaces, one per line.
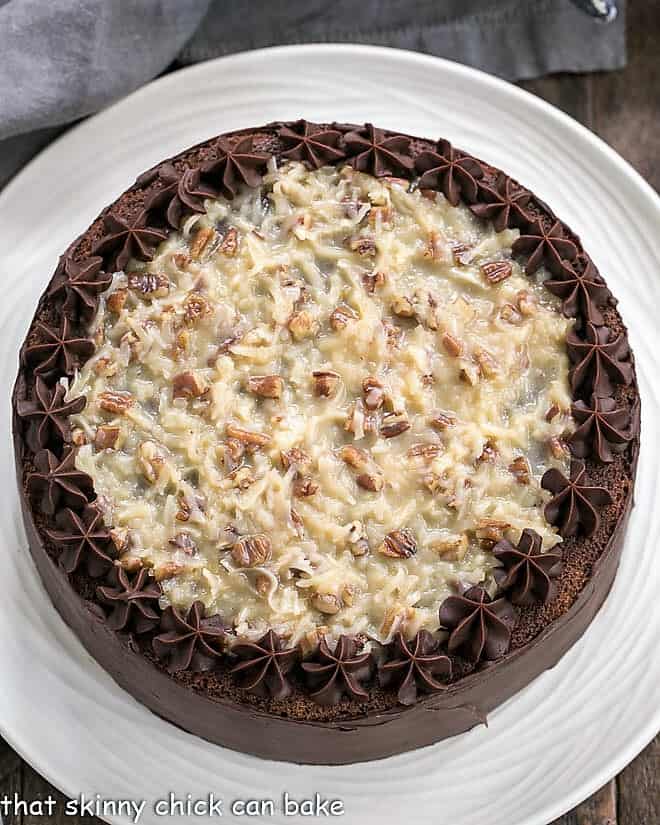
xmin=12 ymin=121 xmax=640 ymax=764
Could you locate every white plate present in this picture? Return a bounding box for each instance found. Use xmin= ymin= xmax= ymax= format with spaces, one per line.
xmin=0 ymin=45 xmax=658 ymax=825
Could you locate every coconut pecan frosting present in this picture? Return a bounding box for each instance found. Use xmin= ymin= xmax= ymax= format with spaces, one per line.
xmin=13 ymin=120 xmax=639 ymax=759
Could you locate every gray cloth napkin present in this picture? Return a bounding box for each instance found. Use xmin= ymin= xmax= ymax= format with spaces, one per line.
xmin=0 ymin=0 xmax=626 ymax=188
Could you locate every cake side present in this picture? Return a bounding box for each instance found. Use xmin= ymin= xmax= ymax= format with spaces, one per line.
xmin=12 ymin=121 xmax=640 ymax=762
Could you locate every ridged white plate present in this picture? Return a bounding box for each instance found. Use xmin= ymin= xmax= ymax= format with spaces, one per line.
xmin=0 ymin=45 xmax=658 ymax=825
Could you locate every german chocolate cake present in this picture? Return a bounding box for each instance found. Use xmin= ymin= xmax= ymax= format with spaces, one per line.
xmin=13 ymin=121 xmax=639 ymax=763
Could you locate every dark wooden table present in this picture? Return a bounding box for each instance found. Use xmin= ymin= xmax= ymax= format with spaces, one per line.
xmin=1 ymin=3 xmax=658 ymax=823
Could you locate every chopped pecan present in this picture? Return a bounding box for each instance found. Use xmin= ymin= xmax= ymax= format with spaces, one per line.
xmin=407 ymin=442 xmax=443 ymax=462
xmin=430 ymin=533 xmax=468 ymax=561
xmin=344 ymin=399 xmax=377 ymax=436
xmin=477 ymin=439 xmax=498 ymax=463
xmin=474 ymin=348 xmax=499 ymax=378
xmin=70 ymin=428 xmax=87 ymax=446
xmin=169 ymin=533 xmax=196 ymax=555
xmin=548 ymin=436 xmax=570 ymax=459
xmin=312 ymin=370 xmax=340 ymax=398
xmin=517 ymin=290 xmax=537 ymax=316
xmin=223 ymin=437 xmax=246 ymax=471
xmin=356 ymin=472 xmax=384 ymax=492
xmin=127 ymin=271 xmax=170 ymax=298
xmin=500 ymin=302 xmax=523 ymax=325
xmin=430 ymin=410 xmax=457 ymax=430
xmin=247 ymin=374 xmax=284 ymax=399
xmin=391 ymin=295 xmax=415 ymax=318
xmin=379 ymin=528 xmax=417 ymax=559
xmin=362 ymin=376 xmax=385 ymax=410
xmin=509 ymin=455 xmax=531 ymax=484
xmin=349 ymin=235 xmax=376 ymax=256
xmin=190 ymin=226 xmax=216 ymax=260
xmin=293 ymin=475 xmax=319 ymax=497
xmin=226 ymin=423 xmax=271 ymax=448
xmin=254 ymin=573 xmax=274 ymax=598
xmin=109 ymin=527 xmax=129 ymax=554
xmin=231 ymin=466 xmax=255 ymax=490
xmin=312 ymin=592 xmax=342 ymax=615
xmin=175 ymin=491 xmax=191 ymax=522
xmin=341 ymin=584 xmax=358 ymax=607
xmin=183 ymin=292 xmax=212 ymax=324
xmin=300 ymin=626 xmax=329 ymax=656
xmin=172 ymin=252 xmax=191 ymax=269
xmin=231 ymin=534 xmax=272 ymax=568
xmin=290 ymin=507 xmax=305 ymax=538
xmin=475 ymin=518 xmax=510 ymax=547
xmin=459 ymin=362 xmax=480 ymax=386
xmin=363 ymin=269 xmax=386 ymax=294
xmin=174 ymin=329 xmax=190 ymax=357
xmin=450 ymin=241 xmax=473 ymax=264
xmin=288 ymin=309 xmax=318 ymax=340
xmin=380 ymin=606 xmax=413 ymax=639
xmin=94 ymin=425 xmax=120 ymax=450
xmin=339 ymin=444 xmax=370 ymax=470
xmin=545 ymin=403 xmax=561 ymax=422
xmin=380 ymin=412 xmax=410 ymax=439
xmin=329 ymin=303 xmax=358 ymax=331
xmin=382 ymin=319 xmax=402 ymax=348
xmin=106 ymin=288 xmax=128 ymax=313
xmin=350 ymin=537 xmax=370 ymax=557
xmin=422 ymin=472 xmax=443 ymax=493
xmin=219 ymin=227 xmax=238 ymax=256
xmin=346 ymin=522 xmax=370 ymax=556
xmin=153 ymin=562 xmax=185 ymax=582
xmin=481 ymin=260 xmax=513 ymax=284
xmin=441 ymin=332 xmax=463 ymax=357
xmin=98 ymin=390 xmax=134 ymax=414
xmin=369 ymin=205 xmax=393 ymax=227
xmin=117 ymin=553 xmax=142 ymax=573
xmin=423 ymin=230 xmax=447 ymax=261
xmin=137 ymin=440 xmax=165 ymax=484
xmin=281 ymin=447 xmax=311 ymax=472
xmin=173 ymin=371 xmax=209 ymax=399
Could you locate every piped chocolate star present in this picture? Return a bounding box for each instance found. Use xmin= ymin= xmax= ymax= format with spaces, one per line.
xmin=278 ymin=120 xmax=346 ymax=169
xmin=146 ymin=164 xmax=218 ymax=229
xmin=567 ymin=322 xmax=633 ymax=397
xmin=343 ymin=124 xmax=413 ymax=178
xmin=152 ymin=601 xmax=227 ymax=673
xmin=301 ymin=635 xmax=372 ymax=705
xmin=544 ymin=256 xmax=611 ymax=325
xmin=378 ymin=630 xmax=451 ymax=705
xmin=16 ymin=377 xmax=85 ymax=452
xmin=22 ymin=316 xmax=94 ymax=377
xmin=203 ymin=136 xmax=270 ymax=198
xmin=541 ymin=459 xmax=612 ymax=537
xmin=493 ymin=529 xmax=563 ymax=605
xmin=46 ymin=504 xmax=115 ymax=577
xmin=231 ymin=629 xmax=299 ymax=698
xmin=415 ymin=139 xmax=483 ymax=205
xmin=27 ymin=447 xmax=93 ymax=515
xmin=512 ymin=219 xmax=577 ymax=276
xmin=97 ymin=566 xmax=162 ymax=634
xmin=439 ymin=586 xmax=515 ymax=663
xmin=93 ymin=209 xmax=168 ymax=272
xmin=470 ymin=172 xmax=532 ymax=231
xmin=570 ymin=395 xmax=633 ymax=463
xmin=48 ymin=255 xmax=112 ymax=320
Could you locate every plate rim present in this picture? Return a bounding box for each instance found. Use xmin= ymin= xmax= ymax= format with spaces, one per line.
xmin=1 ymin=42 xmax=658 ymax=825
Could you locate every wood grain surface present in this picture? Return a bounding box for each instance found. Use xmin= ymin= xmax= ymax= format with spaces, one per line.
xmin=1 ymin=2 xmax=658 ymax=823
